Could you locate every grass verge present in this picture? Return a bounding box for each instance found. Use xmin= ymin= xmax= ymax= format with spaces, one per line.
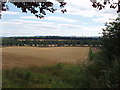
xmin=2 ymin=63 xmax=87 ymax=88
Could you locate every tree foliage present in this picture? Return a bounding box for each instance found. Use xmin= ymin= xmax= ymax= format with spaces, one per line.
xmin=102 ymin=18 xmax=120 ymax=59
xmin=90 ymin=0 xmax=120 ymax=13
xmin=1 ymin=36 xmax=101 ymax=47
xmin=0 ymin=0 xmax=120 ymax=19
xmin=0 ymin=1 xmax=67 ymax=19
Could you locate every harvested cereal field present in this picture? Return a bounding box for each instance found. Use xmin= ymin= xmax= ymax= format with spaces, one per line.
xmin=2 ymin=47 xmax=89 ymax=69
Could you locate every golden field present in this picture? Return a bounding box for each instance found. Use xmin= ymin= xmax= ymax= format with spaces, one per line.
xmin=2 ymin=47 xmax=89 ymax=69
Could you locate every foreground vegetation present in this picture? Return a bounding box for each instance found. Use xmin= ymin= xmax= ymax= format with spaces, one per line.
xmin=2 ymin=50 xmax=119 ymax=88
xmin=2 ymin=52 xmax=120 ymax=88
xmin=2 ymin=18 xmax=120 ymax=88
xmin=2 ymin=63 xmax=89 ymax=88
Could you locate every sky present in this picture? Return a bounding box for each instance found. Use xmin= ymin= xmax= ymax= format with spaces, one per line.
xmin=0 ymin=0 xmax=118 ymax=37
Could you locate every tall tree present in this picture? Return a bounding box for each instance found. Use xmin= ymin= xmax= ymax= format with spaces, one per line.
xmin=102 ymin=18 xmax=120 ymax=59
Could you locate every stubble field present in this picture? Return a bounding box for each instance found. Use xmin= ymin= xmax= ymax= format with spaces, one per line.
xmin=2 ymin=47 xmax=89 ymax=69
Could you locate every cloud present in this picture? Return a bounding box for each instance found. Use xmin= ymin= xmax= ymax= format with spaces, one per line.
xmin=3 ymin=21 xmax=22 ymax=25
xmin=21 ymin=16 xmax=78 ymax=23
xmin=2 ymin=19 xmax=60 ymax=37
xmin=45 ymin=16 xmax=78 ymax=23
xmin=59 ymin=23 xmax=103 ymax=36
xmin=59 ymin=24 xmax=82 ymax=29
xmin=6 ymin=19 xmax=59 ymax=29
xmin=21 ymin=16 xmax=37 ymax=19
xmin=20 ymin=0 xmax=118 ymax=24
xmin=63 ymin=0 xmax=96 ymax=17
xmin=92 ymin=10 xmax=118 ymax=23
xmin=64 ymin=0 xmax=118 ymax=23
xmin=1 ymin=19 xmax=103 ymax=37
xmin=1 ymin=11 xmax=19 ymax=15
xmin=64 ymin=0 xmax=118 ymax=16
xmin=3 ymin=0 xmax=115 ymax=37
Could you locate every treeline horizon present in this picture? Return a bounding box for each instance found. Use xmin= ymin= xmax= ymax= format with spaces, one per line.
xmin=1 ymin=35 xmax=101 ymax=39
xmin=1 ymin=36 xmax=102 ymax=47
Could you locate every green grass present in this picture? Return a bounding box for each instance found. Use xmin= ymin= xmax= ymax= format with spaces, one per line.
xmin=2 ymin=63 xmax=86 ymax=88
xmin=89 ymin=47 xmax=94 ymax=60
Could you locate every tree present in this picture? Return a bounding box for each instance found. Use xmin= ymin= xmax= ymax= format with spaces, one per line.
xmin=0 ymin=0 xmax=120 ymax=19
xmin=102 ymin=18 xmax=120 ymax=59
xmin=90 ymin=0 xmax=120 ymax=13
xmin=0 ymin=1 xmax=67 ymax=19
xmin=2 ymin=37 xmax=18 ymax=46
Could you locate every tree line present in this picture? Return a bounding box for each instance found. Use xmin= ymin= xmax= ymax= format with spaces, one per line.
xmin=1 ymin=36 xmax=102 ymax=47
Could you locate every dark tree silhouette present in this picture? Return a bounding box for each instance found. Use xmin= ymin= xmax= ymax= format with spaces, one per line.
xmin=90 ymin=0 xmax=120 ymax=13
xmin=0 ymin=1 xmax=67 ymax=19
xmin=0 ymin=0 xmax=120 ymax=19
xmin=12 ymin=1 xmax=66 ymax=18
xmin=102 ymin=18 xmax=120 ymax=59
xmin=1 ymin=36 xmax=101 ymax=47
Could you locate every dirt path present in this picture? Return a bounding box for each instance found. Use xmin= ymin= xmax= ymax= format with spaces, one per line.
xmin=2 ymin=47 xmax=89 ymax=69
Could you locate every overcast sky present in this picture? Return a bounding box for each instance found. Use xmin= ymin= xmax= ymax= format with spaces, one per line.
xmin=0 ymin=0 xmax=118 ymax=37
